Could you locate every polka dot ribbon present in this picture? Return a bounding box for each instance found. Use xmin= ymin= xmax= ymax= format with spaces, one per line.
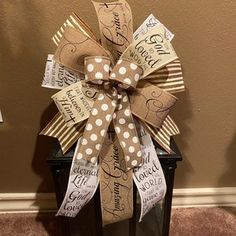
xmin=76 ymin=56 xmax=143 ymax=170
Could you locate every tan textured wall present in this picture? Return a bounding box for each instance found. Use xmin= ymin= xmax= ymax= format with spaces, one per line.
xmin=0 ymin=0 xmax=236 ymax=193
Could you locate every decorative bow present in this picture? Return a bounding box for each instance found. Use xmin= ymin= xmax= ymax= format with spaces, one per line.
xmin=40 ymin=0 xmax=185 ymax=225
xmin=41 ymin=24 xmax=180 ymax=166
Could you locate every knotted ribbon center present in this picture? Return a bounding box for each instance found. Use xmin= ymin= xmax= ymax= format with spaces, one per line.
xmin=76 ymin=56 xmax=143 ymax=170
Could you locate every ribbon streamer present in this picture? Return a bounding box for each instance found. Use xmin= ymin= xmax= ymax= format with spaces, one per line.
xmin=57 ymin=138 xmax=99 ymax=217
xmin=133 ymin=124 xmax=166 ymax=221
xmin=99 ymin=135 xmax=133 ymax=225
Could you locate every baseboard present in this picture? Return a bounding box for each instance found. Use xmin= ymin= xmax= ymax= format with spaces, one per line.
xmin=0 ymin=193 xmax=57 ymax=213
xmin=0 ymin=187 xmax=236 ymax=213
xmin=173 ymin=187 xmax=236 ymax=208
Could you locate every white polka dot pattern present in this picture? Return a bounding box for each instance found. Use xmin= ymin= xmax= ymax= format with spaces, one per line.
xmin=76 ymin=90 xmax=117 ymax=164
xmin=81 ymin=56 xmax=143 ymax=169
xmin=84 ymin=56 xmax=111 ymax=84
xmin=111 ymin=59 xmax=143 ymax=89
xmin=113 ymin=91 xmax=142 ymax=169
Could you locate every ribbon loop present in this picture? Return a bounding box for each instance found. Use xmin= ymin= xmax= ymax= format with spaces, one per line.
xmin=84 ymin=56 xmax=112 ymax=84
xmin=129 ymin=82 xmax=178 ymax=128
xmin=53 ymin=27 xmax=110 ymax=73
xmin=110 ymin=59 xmax=143 ymax=89
xmin=92 ymin=0 xmax=133 ymax=61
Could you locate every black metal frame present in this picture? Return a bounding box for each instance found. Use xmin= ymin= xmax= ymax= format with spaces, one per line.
xmin=47 ymin=138 xmax=182 ymax=236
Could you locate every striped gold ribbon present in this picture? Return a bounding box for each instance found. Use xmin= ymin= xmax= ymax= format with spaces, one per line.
xmin=52 ymin=13 xmax=97 ymax=46
xmin=141 ymin=115 xmax=179 ymax=153
xmin=146 ymin=59 xmax=185 ymax=94
xmin=40 ymin=113 xmax=85 ymax=153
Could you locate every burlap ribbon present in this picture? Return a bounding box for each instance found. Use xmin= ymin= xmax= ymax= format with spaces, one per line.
xmin=40 ymin=0 xmax=184 ymax=225
xmin=50 ymin=23 xmax=178 ymax=170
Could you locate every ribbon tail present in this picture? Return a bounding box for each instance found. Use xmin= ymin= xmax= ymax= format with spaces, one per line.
xmin=77 ymin=91 xmax=117 ymax=164
xmin=141 ymin=115 xmax=179 ymax=154
xmin=99 ymin=136 xmax=133 ymax=225
xmin=40 ymin=113 xmax=85 ymax=154
xmin=113 ymin=91 xmax=143 ymax=170
xmin=56 ymin=138 xmax=99 ymax=217
xmin=133 ymin=124 xmax=167 ymax=222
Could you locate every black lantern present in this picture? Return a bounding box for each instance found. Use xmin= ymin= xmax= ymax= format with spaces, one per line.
xmin=47 ymin=138 xmax=182 ymax=236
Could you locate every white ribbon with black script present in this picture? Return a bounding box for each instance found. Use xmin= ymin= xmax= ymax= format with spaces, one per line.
xmin=42 ymin=54 xmax=81 ymax=90
xmin=56 ymin=138 xmax=99 ymax=217
xmin=133 ymin=124 xmax=167 ymax=222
